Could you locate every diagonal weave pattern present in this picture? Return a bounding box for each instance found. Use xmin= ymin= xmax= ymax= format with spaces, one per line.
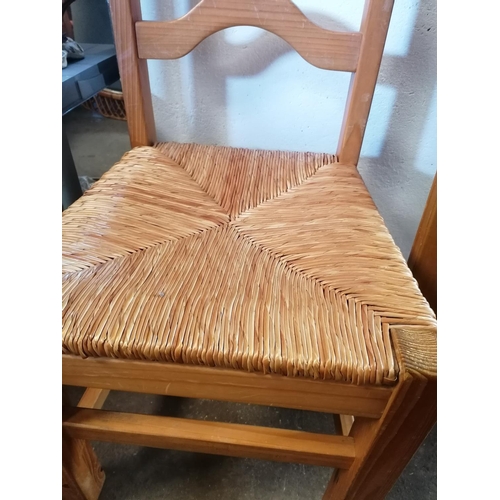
xmin=62 ymin=143 xmax=436 ymax=385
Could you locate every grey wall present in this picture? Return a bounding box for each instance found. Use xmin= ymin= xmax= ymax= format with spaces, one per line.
xmin=71 ymin=0 xmax=437 ymax=259
xmin=143 ymin=0 xmax=437 ymax=259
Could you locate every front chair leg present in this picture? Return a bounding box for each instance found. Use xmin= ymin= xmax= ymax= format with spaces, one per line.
xmin=63 ymin=388 xmax=105 ymax=500
xmin=324 ymin=327 xmax=437 ymax=500
xmin=63 ymin=431 xmax=105 ymax=500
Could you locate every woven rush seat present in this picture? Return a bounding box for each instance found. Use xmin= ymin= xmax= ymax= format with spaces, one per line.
xmin=62 ymin=142 xmax=436 ymax=385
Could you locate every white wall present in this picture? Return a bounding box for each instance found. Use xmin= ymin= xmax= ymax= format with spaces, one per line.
xmin=142 ymin=0 xmax=436 ymax=258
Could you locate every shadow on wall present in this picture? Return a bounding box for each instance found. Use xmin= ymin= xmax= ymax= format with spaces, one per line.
xmin=359 ymin=0 xmax=436 ymax=258
xmin=145 ymin=0 xmax=436 ymax=258
xmin=147 ymin=1 xmax=354 ymax=150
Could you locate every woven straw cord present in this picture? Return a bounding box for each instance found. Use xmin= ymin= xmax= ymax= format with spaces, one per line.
xmin=62 ymin=144 xmax=436 ymax=385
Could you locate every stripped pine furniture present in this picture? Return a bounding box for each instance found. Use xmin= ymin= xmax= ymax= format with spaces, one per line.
xmin=408 ymin=174 xmax=437 ymax=314
xmin=62 ymin=1 xmax=437 ymax=499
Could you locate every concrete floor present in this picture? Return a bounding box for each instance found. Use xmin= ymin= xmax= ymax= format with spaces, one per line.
xmin=63 ymin=107 xmax=437 ymax=500
xmin=64 ymin=106 xmax=130 ymax=178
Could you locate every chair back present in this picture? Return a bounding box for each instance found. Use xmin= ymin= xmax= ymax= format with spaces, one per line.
xmin=109 ymin=0 xmax=394 ymax=166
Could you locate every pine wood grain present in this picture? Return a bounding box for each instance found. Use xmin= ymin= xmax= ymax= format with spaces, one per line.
xmin=77 ymin=388 xmax=110 ymax=410
xmin=323 ymin=327 xmax=436 ymax=499
xmin=337 ymin=0 xmax=394 ymax=165
xmin=62 ymin=431 xmax=105 ymax=500
xmin=63 ymin=407 xmax=355 ymax=469
xmin=62 ymin=355 xmax=392 ymax=418
xmin=333 ymin=414 xmax=355 ymax=437
xmin=135 ymin=0 xmax=362 ymax=72
xmin=408 ymin=174 xmax=437 ymax=313
xmin=108 ymin=0 xmax=156 ymax=147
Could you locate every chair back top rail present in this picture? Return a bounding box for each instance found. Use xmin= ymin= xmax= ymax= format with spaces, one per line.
xmin=108 ymin=0 xmax=394 ymax=165
xmin=136 ymin=0 xmax=362 ymax=72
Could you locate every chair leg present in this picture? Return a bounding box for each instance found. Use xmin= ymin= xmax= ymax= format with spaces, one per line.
xmin=63 ymin=430 xmax=105 ymax=500
xmin=324 ymin=375 xmax=435 ymax=499
xmin=324 ymin=328 xmax=437 ymax=500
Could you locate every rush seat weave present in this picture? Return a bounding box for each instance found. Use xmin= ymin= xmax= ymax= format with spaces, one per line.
xmin=62 ymin=143 xmax=436 ymax=385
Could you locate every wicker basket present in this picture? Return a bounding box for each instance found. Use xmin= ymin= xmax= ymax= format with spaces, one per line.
xmin=82 ymin=88 xmax=127 ymax=121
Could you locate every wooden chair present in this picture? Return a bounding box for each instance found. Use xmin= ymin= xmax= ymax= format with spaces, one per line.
xmin=62 ymin=1 xmax=437 ymax=498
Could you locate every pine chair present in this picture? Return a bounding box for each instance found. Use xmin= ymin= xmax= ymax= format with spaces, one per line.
xmin=62 ymin=1 xmax=437 ymax=498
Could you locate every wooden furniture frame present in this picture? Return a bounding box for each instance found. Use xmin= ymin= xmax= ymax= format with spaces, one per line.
xmin=62 ymin=1 xmax=437 ymax=499
xmin=408 ymin=174 xmax=437 ymax=314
